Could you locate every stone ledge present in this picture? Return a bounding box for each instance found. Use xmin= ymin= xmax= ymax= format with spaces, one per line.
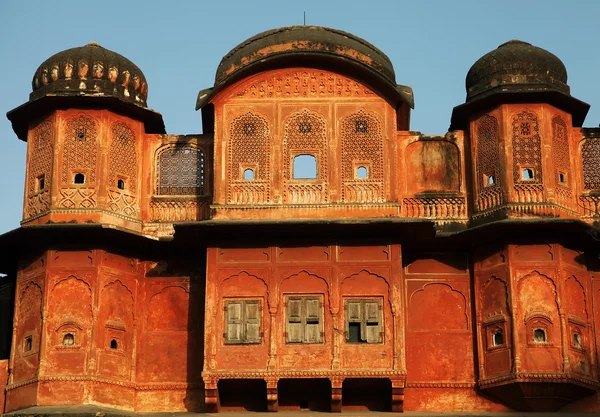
xmin=4 ymin=406 xmax=600 ymax=417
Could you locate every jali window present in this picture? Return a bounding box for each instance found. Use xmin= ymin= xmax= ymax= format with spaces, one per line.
xmin=157 ymin=145 xmax=204 ymax=195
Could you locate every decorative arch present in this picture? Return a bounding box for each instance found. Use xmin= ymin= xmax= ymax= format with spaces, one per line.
xmin=51 ymin=275 xmax=93 ymax=317
xmin=517 ymin=270 xmax=560 ymax=312
xmin=62 ymin=114 xmax=99 ymax=185
xmin=156 ymin=143 xmax=205 ymax=195
xmin=565 ymin=275 xmax=588 ymax=321
xmin=19 ymin=281 xmax=43 ymax=320
xmin=280 ymin=270 xmax=329 ymax=295
xmin=147 ymin=285 xmax=191 ymax=331
xmin=341 ymin=269 xmax=390 ymax=307
xmin=581 ymin=136 xmax=600 ymax=190
xmin=552 ymin=115 xmax=570 ymax=190
xmin=409 ymin=282 xmax=469 ymax=330
xmin=228 ymin=112 xmax=270 ymax=182
xmin=283 ymin=109 xmax=328 ymax=181
xmin=340 ymin=109 xmax=384 ymax=180
xmin=512 ymin=110 xmax=542 ymax=184
xmin=109 ymin=122 xmax=137 ymax=192
xmin=476 ymin=114 xmax=501 ymax=190
xmin=100 ymin=280 xmax=135 ymax=321
xmin=481 ymin=275 xmax=511 ymax=316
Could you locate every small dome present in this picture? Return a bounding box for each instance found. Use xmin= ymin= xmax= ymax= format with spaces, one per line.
xmin=466 ymin=40 xmax=569 ymax=101
xmin=216 ymin=25 xmax=396 ymax=88
xmin=31 ymin=42 xmax=148 ymax=107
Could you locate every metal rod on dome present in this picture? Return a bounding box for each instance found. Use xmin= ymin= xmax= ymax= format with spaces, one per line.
xmin=304 ymin=11 xmax=306 ymax=26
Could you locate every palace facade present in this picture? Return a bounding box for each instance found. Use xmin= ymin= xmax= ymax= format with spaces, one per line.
xmin=1 ymin=26 xmax=600 ymax=413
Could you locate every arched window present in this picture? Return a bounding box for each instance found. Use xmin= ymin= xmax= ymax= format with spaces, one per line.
xmin=533 ymin=328 xmax=546 ymax=343
xmin=63 ymin=333 xmax=75 ymax=346
xmin=74 ymin=173 xmax=85 ymax=184
xmin=356 ymin=166 xmax=368 ymax=179
xmin=293 ymin=154 xmax=317 ymax=179
xmin=243 ymin=168 xmax=255 ymax=181
xmin=574 ymin=332 xmax=582 ymax=349
xmin=492 ymin=330 xmax=504 ymax=347
xmin=157 ymin=145 xmax=204 ymax=195
xmin=522 ymin=168 xmax=534 ymax=180
xmin=110 ymin=339 xmax=118 ymax=349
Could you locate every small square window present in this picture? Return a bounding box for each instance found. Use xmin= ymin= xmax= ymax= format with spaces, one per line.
xmin=484 ymin=173 xmax=496 ymax=187
xmin=36 ymin=174 xmax=46 ymax=192
xmin=24 ymin=336 xmax=32 ymax=352
xmin=558 ymin=172 xmax=567 ymax=184
xmin=522 ymin=168 xmax=535 ymax=181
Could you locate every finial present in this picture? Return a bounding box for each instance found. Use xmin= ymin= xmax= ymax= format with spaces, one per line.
xmin=87 ymin=41 xmax=100 ymax=47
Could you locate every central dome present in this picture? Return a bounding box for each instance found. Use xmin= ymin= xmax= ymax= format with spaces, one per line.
xmin=215 ymin=25 xmax=397 ymax=89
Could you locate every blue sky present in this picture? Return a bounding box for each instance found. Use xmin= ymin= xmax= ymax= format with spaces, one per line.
xmin=1 ymin=0 xmax=600 ymax=234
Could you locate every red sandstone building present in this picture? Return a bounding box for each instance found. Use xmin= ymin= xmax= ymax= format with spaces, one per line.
xmin=1 ymin=26 xmax=600 ymax=414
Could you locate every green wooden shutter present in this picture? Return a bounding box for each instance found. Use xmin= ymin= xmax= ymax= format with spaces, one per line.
xmin=225 ymin=301 xmax=243 ymax=343
xmin=245 ymin=301 xmax=261 ymax=343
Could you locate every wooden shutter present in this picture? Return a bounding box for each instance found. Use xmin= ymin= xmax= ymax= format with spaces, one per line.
xmin=305 ymin=298 xmax=322 ymax=343
xmin=245 ymin=301 xmax=261 ymax=343
xmin=364 ymin=300 xmax=381 ymax=343
xmin=286 ymin=298 xmax=303 ymax=343
xmin=346 ymin=300 xmax=362 ymax=341
xmin=225 ymin=301 xmax=243 ymax=343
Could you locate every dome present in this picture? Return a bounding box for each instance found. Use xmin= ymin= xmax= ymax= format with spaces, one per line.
xmin=465 ymin=40 xmax=569 ymax=101
xmin=215 ymin=25 xmax=396 ymax=87
xmin=196 ymin=25 xmax=414 ymax=111
xmin=31 ymin=42 xmax=149 ymax=107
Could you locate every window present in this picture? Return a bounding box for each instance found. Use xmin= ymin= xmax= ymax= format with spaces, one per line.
xmin=157 ymin=145 xmax=204 ymax=195
xmin=492 ymin=330 xmax=504 ymax=347
xmin=485 ymin=174 xmax=495 ymax=187
xmin=526 ymin=315 xmax=552 ymax=346
xmin=522 ymin=168 xmax=534 ymax=180
xmin=356 ymin=166 xmax=368 ymax=179
xmin=345 ymin=299 xmax=382 ymax=344
xmin=293 ymin=154 xmax=317 ymax=179
xmin=574 ymin=332 xmax=582 ymax=349
xmin=110 ymin=339 xmax=118 ymax=349
xmin=533 ymin=328 xmax=546 ymax=343
xmin=24 ymin=336 xmax=32 ymax=352
xmin=558 ymin=172 xmax=566 ymax=184
xmin=74 ymin=173 xmax=85 ymax=184
xmin=63 ymin=333 xmax=75 ymax=346
xmin=117 ymin=179 xmax=125 ymax=190
xmin=285 ymin=296 xmax=322 ymax=344
xmin=224 ymin=299 xmax=261 ymax=344
xmin=36 ymin=174 xmax=45 ymax=191
xmin=243 ymin=168 xmax=255 ymax=181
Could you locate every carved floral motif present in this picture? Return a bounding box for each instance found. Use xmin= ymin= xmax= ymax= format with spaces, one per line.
xmin=234 ymin=70 xmax=375 ymax=99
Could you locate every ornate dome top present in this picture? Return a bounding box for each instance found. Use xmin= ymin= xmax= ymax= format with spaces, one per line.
xmin=31 ymin=42 xmax=148 ymax=107
xmin=465 ymin=40 xmax=569 ymax=101
xmin=215 ymin=25 xmax=397 ymax=88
